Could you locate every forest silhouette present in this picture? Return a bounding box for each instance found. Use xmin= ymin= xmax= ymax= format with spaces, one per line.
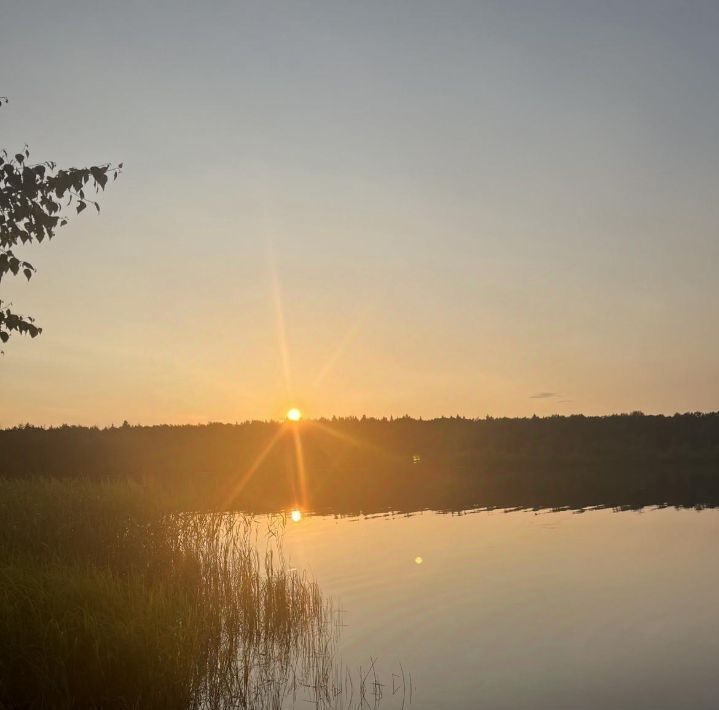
xmin=3 ymin=412 xmax=718 ymax=515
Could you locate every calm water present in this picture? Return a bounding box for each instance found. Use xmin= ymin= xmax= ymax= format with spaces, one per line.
xmin=270 ymin=507 xmax=719 ymax=709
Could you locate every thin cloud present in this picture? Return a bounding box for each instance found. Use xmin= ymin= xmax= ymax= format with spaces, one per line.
xmin=530 ymin=392 xmax=559 ymax=399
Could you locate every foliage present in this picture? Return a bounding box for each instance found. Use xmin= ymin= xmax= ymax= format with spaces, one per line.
xmin=0 ymin=96 xmax=121 ymax=345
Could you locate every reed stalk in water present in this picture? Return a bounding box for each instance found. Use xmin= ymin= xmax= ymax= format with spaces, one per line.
xmin=0 ymin=478 xmax=377 ymax=709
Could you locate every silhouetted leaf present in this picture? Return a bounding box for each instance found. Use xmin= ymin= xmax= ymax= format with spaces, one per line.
xmin=0 ymin=98 xmax=122 ymax=346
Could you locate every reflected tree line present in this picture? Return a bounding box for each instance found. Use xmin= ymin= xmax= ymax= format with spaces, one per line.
xmin=2 ymin=412 xmax=718 ymax=514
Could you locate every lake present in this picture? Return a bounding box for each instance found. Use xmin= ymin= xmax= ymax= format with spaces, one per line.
xmin=269 ymin=506 xmax=719 ymax=709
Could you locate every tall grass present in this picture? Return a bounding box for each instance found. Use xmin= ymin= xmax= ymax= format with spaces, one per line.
xmin=0 ymin=478 xmax=351 ymax=709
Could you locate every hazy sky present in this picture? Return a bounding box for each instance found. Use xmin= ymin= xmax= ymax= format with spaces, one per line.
xmin=2 ymin=1 xmax=718 ymax=426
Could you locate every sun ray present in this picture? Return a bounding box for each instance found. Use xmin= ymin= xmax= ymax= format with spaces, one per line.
xmin=267 ymin=243 xmax=293 ymax=399
xmin=310 ymin=419 xmax=388 ymax=456
xmin=220 ymin=426 xmax=285 ymax=509
xmin=312 ymin=302 xmax=374 ymax=388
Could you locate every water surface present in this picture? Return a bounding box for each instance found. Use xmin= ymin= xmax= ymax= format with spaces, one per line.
xmin=273 ymin=507 xmax=719 ymax=709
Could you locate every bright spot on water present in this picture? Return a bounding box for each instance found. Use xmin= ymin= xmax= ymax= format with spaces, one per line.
xmin=290 ymin=510 xmax=302 ymax=523
xmin=415 ymin=556 xmax=423 ymax=565
xmin=287 ymin=408 xmax=302 ymax=422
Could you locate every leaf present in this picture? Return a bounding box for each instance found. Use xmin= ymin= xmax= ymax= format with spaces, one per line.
xmin=0 ymin=104 xmax=122 ymax=348
xmin=91 ymin=166 xmax=108 ymax=189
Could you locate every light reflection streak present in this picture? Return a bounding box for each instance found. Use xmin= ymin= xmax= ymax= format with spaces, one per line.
xmin=291 ymin=425 xmax=309 ymax=510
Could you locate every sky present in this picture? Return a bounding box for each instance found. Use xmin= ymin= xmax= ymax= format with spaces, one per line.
xmin=1 ymin=1 xmax=718 ymax=426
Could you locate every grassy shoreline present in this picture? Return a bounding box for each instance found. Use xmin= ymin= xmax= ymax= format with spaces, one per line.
xmin=0 ymin=478 xmax=338 ymax=709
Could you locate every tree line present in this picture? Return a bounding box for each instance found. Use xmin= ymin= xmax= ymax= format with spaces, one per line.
xmin=2 ymin=413 xmax=718 ymax=514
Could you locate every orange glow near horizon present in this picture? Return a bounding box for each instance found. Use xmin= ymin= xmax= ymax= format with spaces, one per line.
xmin=290 ymin=509 xmax=302 ymax=523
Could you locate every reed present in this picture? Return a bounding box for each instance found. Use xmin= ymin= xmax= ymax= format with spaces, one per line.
xmin=0 ymin=478 xmax=348 ymax=709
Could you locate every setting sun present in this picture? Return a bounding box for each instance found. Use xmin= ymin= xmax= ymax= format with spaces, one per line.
xmin=290 ymin=510 xmax=302 ymax=523
xmin=286 ymin=408 xmax=302 ymax=422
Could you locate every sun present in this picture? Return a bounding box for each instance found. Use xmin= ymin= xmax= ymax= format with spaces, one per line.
xmin=290 ymin=509 xmax=302 ymax=523
xmin=286 ymin=407 xmax=302 ymax=422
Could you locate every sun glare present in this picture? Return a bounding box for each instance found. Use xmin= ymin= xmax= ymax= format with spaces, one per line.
xmin=290 ymin=509 xmax=302 ymax=523
xmin=286 ymin=407 xmax=302 ymax=422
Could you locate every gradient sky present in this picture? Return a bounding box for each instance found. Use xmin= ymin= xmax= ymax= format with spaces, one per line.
xmin=1 ymin=1 xmax=718 ymax=426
